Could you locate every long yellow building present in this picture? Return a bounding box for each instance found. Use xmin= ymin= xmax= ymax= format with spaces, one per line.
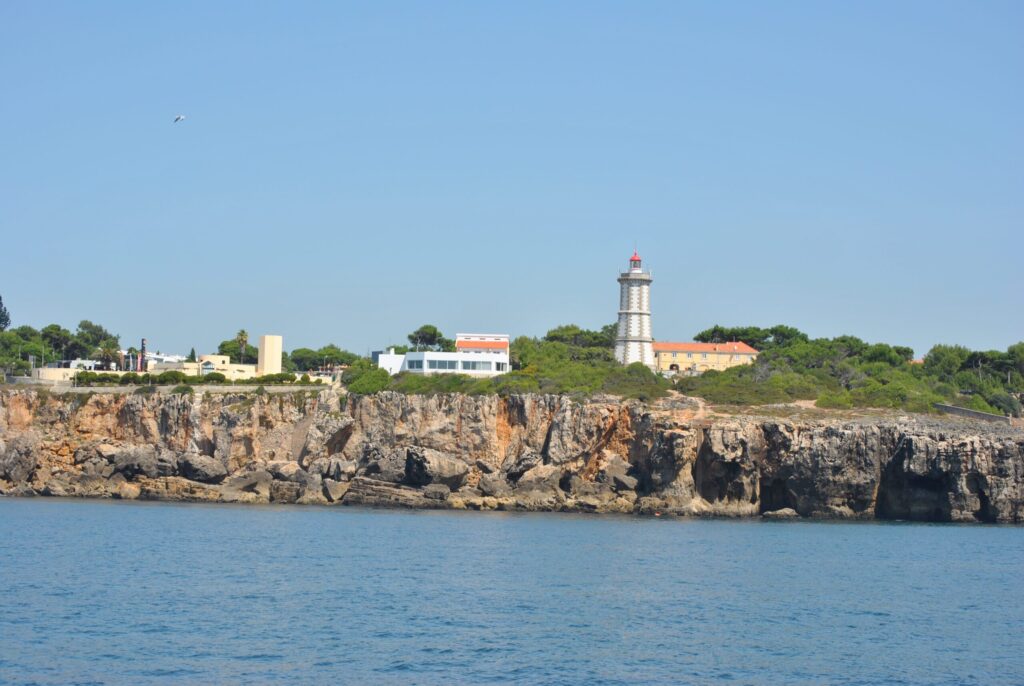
xmin=652 ymin=341 xmax=759 ymax=375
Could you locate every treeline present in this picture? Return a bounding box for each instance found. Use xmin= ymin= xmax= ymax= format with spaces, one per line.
xmin=678 ymin=325 xmax=1024 ymax=416
xmin=0 ymin=320 xmax=121 ymax=373
xmin=0 ymin=310 xmax=360 ymax=376
xmin=343 ymin=323 xmax=670 ymax=401
xmin=73 ymin=371 xmax=323 ymax=387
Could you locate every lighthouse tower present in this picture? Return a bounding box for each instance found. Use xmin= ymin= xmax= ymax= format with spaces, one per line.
xmin=614 ymin=250 xmax=655 ymax=368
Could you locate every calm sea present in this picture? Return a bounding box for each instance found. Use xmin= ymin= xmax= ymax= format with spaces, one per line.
xmin=0 ymin=499 xmax=1021 ymax=686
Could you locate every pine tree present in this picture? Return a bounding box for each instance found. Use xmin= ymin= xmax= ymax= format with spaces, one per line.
xmin=0 ymin=295 xmax=9 ymax=331
xmin=187 ymin=347 xmax=197 ymax=362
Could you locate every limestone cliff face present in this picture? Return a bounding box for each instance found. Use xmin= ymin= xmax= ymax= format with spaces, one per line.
xmin=1 ymin=388 xmax=1021 ymax=523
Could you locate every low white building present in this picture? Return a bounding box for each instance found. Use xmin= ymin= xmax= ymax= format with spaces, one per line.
xmin=376 ymin=333 xmax=511 ymax=378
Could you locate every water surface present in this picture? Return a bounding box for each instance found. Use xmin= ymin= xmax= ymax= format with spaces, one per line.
xmin=0 ymin=499 xmax=1021 ymax=685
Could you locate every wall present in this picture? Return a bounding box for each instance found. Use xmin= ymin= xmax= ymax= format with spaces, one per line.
xmin=934 ymin=403 xmax=1011 ymax=425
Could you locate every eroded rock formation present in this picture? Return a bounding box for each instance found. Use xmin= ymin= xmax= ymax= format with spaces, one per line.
xmin=1 ymin=388 xmax=1021 ymax=522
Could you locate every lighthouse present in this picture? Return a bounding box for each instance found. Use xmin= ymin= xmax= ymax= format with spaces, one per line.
xmin=614 ymin=250 xmax=655 ymax=368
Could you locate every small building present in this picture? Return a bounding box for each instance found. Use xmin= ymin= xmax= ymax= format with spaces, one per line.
xmin=147 ymin=334 xmax=282 ymax=381
xmin=653 ymin=341 xmax=759 ymax=375
xmin=376 ymin=333 xmax=511 ymax=378
xmin=148 ymin=354 xmax=257 ymax=381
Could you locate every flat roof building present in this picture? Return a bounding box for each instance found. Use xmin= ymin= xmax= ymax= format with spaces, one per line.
xmin=376 ymin=333 xmax=510 ymax=378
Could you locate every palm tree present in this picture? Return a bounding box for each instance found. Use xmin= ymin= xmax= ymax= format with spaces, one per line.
xmin=236 ymin=329 xmax=249 ymax=364
xmin=96 ymin=342 xmax=119 ymax=371
xmin=126 ymin=346 xmax=140 ymax=372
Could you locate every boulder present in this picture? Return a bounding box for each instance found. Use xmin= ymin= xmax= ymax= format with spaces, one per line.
xmin=612 ymin=473 xmax=639 ymax=492
xmin=0 ymin=435 xmax=39 ymax=483
xmin=270 ymin=480 xmax=302 ymax=503
xmin=475 ymin=459 xmax=496 ymax=474
xmin=423 ymin=483 xmax=451 ymax=501
xmin=362 ymin=448 xmax=407 ymax=484
xmin=322 ymin=478 xmax=350 ymax=503
xmin=478 ymin=473 xmax=511 ymax=497
xmin=342 ymin=477 xmax=435 ymax=508
xmin=516 ymin=464 xmax=561 ymax=492
xmin=503 ymin=450 xmax=542 ymax=482
xmin=178 ymin=453 xmax=228 ymax=484
xmin=405 ymin=447 xmax=469 ymax=490
xmin=762 ymin=507 xmax=799 ymax=519
xmin=221 ymin=470 xmax=273 ymax=501
xmin=113 ymin=447 xmax=177 ymax=479
xmin=268 ymin=461 xmax=306 ymax=483
xmin=309 ymin=456 xmax=358 ymax=482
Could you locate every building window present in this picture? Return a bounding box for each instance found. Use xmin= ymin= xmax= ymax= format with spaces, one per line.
xmin=427 ymin=360 xmax=458 ymax=370
xmin=672 ymin=352 xmax=677 ymax=357
xmin=407 ymin=360 xmax=423 ymax=370
xmin=702 ymin=353 xmax=707 ymax=359
xmin=687 ymin=353 xmax=693 ymax=358
xmin=461 ymin=361 xmax=492 ymax=371
xmin=496 ymin=362 xmax=507 ymax=372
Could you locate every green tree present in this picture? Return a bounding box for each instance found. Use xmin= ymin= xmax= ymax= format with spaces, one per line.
xmin=317 ymin=344 xmax=359 ymax=368
xmin=95 ymin=342 xmax=120 ymax=371
xmin=218 ymin=339 xmax=258 ymax=363
xmin=0 ymin=296 xmax=9 ymax=331
xmin=289 ymin=347 xmax=320 ymax=371
xmin=923 ymin=344 xmax=970 ymax=381
xmin=187 ymin=347 xmax=197 ymax=362
xmin=41 ymin=324 xmax=74 ymax=361
xmin=76 ymin=320 xmax=118 ymax=350
xmin=235 ymin=330 xmax=249 ymax=364
xmin=408 ymin=324 xmax=454 ymax=351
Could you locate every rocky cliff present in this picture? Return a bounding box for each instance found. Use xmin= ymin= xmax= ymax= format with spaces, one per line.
xmin=1 ymin=388 xmax=1021 ymax=523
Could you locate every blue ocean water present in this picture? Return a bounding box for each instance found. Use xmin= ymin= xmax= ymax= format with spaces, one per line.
xmin=0 ymin=499 xmax=1021 ymax=686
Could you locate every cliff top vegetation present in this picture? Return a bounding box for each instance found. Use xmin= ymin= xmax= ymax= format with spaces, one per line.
xmin=678 ymin=325 xmax=1024 ymax=416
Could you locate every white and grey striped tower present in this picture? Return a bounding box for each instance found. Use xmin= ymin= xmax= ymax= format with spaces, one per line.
xmin=614 ymin=250 xmax=655 ymax=369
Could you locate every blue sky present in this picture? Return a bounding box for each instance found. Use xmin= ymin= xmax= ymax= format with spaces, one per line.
xmin=2 ymin=1 xmax=1021 ymax=357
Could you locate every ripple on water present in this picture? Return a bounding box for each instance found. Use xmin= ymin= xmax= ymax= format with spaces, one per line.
xmin=0 ymin=500 xmax=1022 ymax=686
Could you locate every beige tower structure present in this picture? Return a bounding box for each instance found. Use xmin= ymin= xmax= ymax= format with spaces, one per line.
xmin=256 ymin=335 xmax=283 ymax=376
xmin=614 ymin=251 xmax=655 ymax=369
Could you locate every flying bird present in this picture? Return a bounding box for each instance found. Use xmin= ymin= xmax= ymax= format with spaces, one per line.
xmin=173 ymin=115 xmax=186 ymax=123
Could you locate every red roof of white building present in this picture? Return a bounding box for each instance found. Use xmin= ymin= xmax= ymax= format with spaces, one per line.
xmin=653 ymin=341 xmax=759 ymax=354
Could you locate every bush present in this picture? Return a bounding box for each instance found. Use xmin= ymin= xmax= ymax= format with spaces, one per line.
xmin=299 ymin=373 xmax=311 ymax=384
xmin=120 ymin=372 xmax=141 ymax=385
xmin=986 ymin=392 xmax=1022 ymax=417
xmin=202 ymin=372 xmax=227 ymax=383
xmin=157 ymin=371 xmax=188 ymax=385
xmin=816 ymin=391 xmax=854 ymax=409
xmin=346 ymin=368 xmax=392 ymax=394
xmin=171 ymin=384 xmax=194 ymax=395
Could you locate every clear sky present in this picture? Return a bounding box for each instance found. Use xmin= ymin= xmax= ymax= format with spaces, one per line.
xmin=2 ymin=1 xmax=1021 ymax=358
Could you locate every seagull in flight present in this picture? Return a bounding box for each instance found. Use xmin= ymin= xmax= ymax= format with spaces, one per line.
xmin=173 ymin=115 xmax=186 ymax=123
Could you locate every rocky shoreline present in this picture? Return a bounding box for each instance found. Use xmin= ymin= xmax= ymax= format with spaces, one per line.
xmin=0 ymin=388 xmax=1021 ymax=522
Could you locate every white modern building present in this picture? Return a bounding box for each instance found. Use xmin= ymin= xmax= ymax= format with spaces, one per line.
xmin=614 ymin=250 xmax=655 ymax=369
xmin=376 ymin=333 xmax=510 ymax=378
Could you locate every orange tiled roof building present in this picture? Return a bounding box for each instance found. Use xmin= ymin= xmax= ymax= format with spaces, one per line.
xmin=652 ymin=341 xmax=759 ymax=375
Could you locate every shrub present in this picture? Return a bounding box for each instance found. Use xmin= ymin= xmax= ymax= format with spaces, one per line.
xmin=346 ymin=368 xmax=391 ymax=394
xmin=171 ymin=384 xmax=194 ymax=395
xmin=157 ymin=371 xmax=188 ymax=385
xmin=120 ymin=372 xmax=141 ymax=385
xmin=202 ymin=372 xmax=227 ymax=383
xmin=816 ymin=391 xmax=853 ymax=409
xmin=299 ymin=373 xmax=311 ymax=384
